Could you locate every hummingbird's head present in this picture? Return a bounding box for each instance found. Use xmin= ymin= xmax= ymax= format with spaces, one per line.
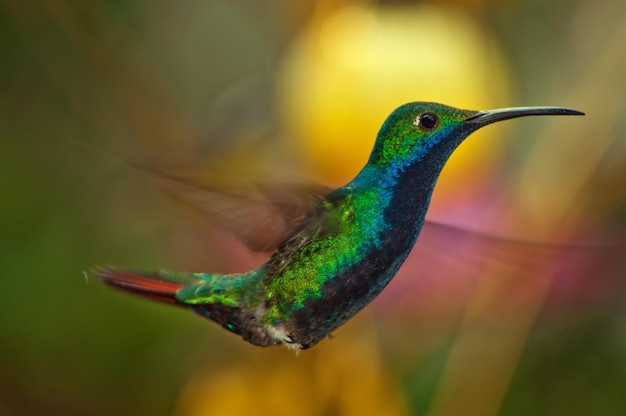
xmin=367 ymin=101 xmax=583 ymax=173
xmin=367 ymin=102 xmax=478 ymax=171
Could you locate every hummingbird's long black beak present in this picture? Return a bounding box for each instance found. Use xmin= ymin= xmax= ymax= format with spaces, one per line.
xmin=465 ymin=106 xmax=585 ymax=126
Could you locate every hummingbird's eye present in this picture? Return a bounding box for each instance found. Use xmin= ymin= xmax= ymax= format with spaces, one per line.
xmin=415 ymin=112 xmax=439 ymax=131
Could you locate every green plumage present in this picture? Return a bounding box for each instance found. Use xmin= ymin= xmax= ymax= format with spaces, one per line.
xmin=262 ymin=186 xmax=390 ymax=324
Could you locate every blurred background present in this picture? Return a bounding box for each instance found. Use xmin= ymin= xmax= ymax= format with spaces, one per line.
xmin=1 ymin=0 xmax=626 ymax=415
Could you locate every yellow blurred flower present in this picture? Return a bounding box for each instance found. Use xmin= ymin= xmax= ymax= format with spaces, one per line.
xmin=175 ymin=326 xmax=409 ymax=416
xmin=277 ymin=3 xmax=512 ymax=208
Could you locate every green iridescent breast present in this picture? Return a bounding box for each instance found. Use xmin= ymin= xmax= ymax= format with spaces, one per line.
xmin=262 ymin=185 xmax=390 ymax=324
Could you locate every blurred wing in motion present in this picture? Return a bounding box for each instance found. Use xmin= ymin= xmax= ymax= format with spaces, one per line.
xmin=377 ymin=220 xmax=623 ymax=317
xmin=141 ymin=168 xmax=333 ymax=253
xmin=139 ymin=162 xmax=624 ymax=317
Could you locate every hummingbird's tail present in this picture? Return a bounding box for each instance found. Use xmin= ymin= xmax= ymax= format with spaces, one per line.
xmin=93 ymin=266 xmax=200 ymax=305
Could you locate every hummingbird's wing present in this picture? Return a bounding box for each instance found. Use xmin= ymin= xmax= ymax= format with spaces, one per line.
xmin=142 ymin=168 xmax=334 ymax=253
xmin=144 ymin=167 xmax=609 ymax=263
xmin=138 ymin=160 xmax=621 ymax=292
xmin=376 ymin=220 xmax=621 ymax=318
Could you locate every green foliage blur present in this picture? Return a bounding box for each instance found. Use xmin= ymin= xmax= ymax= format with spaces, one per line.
xmin=1 ymin=1 xmax=625 ymax=415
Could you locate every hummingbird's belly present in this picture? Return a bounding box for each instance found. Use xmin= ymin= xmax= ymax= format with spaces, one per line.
xmin=282 ymin=245 xmax=407 ymax=349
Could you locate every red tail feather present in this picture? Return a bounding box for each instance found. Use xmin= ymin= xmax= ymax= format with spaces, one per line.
xmin=94 ymin=267 xmax=183 ymax=305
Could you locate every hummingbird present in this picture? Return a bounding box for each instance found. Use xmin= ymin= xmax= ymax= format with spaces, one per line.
xmin=95 ymin=102 xmax=584 ymax=351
